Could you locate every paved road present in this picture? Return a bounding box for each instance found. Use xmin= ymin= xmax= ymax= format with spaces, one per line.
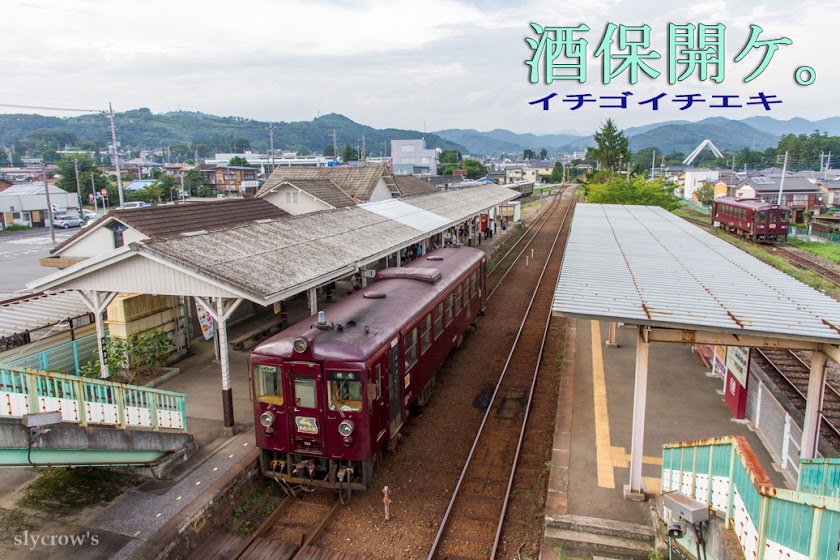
xmin=0 ymin=228 xmax=77 ymax=293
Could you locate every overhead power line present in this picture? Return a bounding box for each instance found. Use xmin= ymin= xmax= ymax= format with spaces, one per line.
xmin=0 ymin=103 xmax=102 ymax=113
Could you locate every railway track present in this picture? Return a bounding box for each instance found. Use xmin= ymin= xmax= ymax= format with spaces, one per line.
xmin=486 ymin=187 xmax=567 ymax=299
xmin=680 ymin=214 xmax=840 ymax=286
xmin=191 ymin=493 xmax=345 ymax=560
xmin=751 ymin=348 xmax=840 ymax=451
xmin=427 ymin=193 xmax=575 ymax=559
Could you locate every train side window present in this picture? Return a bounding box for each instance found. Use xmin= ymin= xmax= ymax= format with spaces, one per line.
xmin=445 ymin=294 xmax=453 ymax=325
xmin=256 ymin=365 xmax=283 ymax=405
xmin=420 ymin=314 xmax=432 ymax=354
xmin=405 ymin=328 xmax=419 ymax=371
xmin=470 ymin=271 xmax=477 ymax=296
xmin=758 ymin=211 xmax=767 ymax=221
xmin=463 ymin=278 xmax=470 ymax=300
xmin=434 ymin=303 xmax=443 ymax=339
xmin=454 ymin=284 xmax=462 ymax=313
xmin=328 ymin=373 xmax=362 ymax=412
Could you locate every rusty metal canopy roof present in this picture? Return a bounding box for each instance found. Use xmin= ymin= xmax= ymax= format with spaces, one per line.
xmin=0 ymin=291 xmax=90 ymax=338
xmin=553 ymin=204 xmax=840 ymax=344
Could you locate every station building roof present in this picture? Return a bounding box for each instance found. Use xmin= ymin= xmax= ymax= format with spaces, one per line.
xmin=553 ymin=204 xmax=840 ymax=345
xmin=30 ymin=185 xmax=518 ymax=305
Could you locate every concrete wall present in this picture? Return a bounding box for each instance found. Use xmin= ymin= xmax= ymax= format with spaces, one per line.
xmin=684 ymin=170 xmax=720 ymax=201
xmin=262 ymin=187 xmax=332 ymax=215
xmin=61 ymin=224 xmax=148 ymax=258
xmin=369 ymin=178 xmax=393 ymax=202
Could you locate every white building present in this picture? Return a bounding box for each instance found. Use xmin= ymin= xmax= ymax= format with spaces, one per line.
xmin=0 ymin=184 xmax=80 ymax=229
xmin=682 ymin=168 xmax=720 ymax=201
xmin=391 ymin=139 xmax=438 ymax=175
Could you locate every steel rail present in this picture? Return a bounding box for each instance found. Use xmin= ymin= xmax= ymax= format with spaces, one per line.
xmin=754 ymin=348 xmax=840 ymax=444
xmin=427 ymin=195 xmax=574 ymax=560
xmin=486 ymin=189 xmax=566 ymax=300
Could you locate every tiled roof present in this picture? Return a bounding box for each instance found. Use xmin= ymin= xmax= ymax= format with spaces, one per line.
xmin=281 ymin=179 xmax=357 ymax=208
xmin=393 ymin=175 xmax=438 ymax=197
xmin=51 ymin=198 xmax=288 ymax=255
xmin=258 ymin=166 xmax=391 ymax=200
xmin=744 ymin=176 xmax=820 ymax=193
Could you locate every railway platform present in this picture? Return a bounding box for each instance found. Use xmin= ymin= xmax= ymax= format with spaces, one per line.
xmin=540 ymin=319 xmax=787 ymax=559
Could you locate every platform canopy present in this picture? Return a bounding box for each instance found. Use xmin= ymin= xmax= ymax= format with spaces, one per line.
xmin=553 ymin=204 xmax=840 ymax=346
xmin=29 ymin=185 xmax=518 ymax=305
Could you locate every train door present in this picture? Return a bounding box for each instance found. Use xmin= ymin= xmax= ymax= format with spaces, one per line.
xmin=288 ymin=362 xmax=327 ymax=456
xmin=387 ymin=338 xmax=403 ymax=438
xmin=369 ymin=356 xmax=388 ymax=444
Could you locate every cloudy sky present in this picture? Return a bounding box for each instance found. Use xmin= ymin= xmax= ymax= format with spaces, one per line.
xmin=4 ymin=0 xmax=836 ymax=135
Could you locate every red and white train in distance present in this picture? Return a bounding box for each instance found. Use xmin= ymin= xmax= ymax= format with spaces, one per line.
xmin=710 ymin=196 xmax=791 ymax=243
xmin=249 ymin=246 xmax=487 ymax=491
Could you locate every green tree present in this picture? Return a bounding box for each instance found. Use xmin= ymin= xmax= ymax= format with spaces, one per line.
xmin=0 ymin=148 xmax=9 ymax=167
xmin=589 ymin=119 xmax=630 ymax=173
xmin=523 ymin=148 xmax=536 ymax=160
xmin=228 ymin=156 xmax=250 ymax=167
xmin=440 ymin=150 xmax=461 ymax=164
xmin=586 ymin=177 xmax=679 ymax=210
xmin=182 ymin=168 xmax=209 ymax=195
xmin=539 ymin=148 xmax=548 ymax=159
xmin=341 ymin=144 xmax=358 ymax=162
xmin=694 ymin=182 xmax=715 ymax=205
xmin=323 ymin=145 xmax=336 ymax=157
xmin=549 ymin=162 xmax=563 ymax=183
xmin=462 ymin=159 xmax=487 ymax=179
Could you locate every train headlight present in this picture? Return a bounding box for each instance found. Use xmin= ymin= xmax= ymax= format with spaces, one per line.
xmin=259 ymin=411 xmax=275 ymax=428
xmin=293 ymin=337 xmax=308 ymax=353
xmin=338 ymin=420 xmax=354 ymax=437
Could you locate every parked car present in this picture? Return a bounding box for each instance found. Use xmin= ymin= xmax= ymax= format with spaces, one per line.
xmin=81 ymin=210 xmax=100 ymax=220
xmin=117 ymin=202 xmax=152 ymax=210
xmin=52 ymin=215 xmax=84 ymax=228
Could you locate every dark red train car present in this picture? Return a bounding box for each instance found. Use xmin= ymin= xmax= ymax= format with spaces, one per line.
xmin=711 ymin=196 xmax=790 ymax=242
xmin=249 ymin=247 xmax=487 ymax=491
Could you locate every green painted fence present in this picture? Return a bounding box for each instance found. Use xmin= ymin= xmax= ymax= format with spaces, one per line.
xmin=662 ymin=436 xmax=840 ymax=560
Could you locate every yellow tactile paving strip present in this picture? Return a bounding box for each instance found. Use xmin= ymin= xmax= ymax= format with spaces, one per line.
xmin=591 ymin=321 xmax=661 ymax=493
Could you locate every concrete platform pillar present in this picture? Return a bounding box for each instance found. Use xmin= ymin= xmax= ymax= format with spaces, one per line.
xmin=606 ymin=321 xmax=619 ymax=348
xmin=625 ymin=326 xmax=649 ymax=501
xmin=801 ymin=350 xmax=827 ymax=459
xmin=308 ymin=287 xmax=317 ymax=315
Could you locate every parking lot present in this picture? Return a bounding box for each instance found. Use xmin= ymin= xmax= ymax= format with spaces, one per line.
xmin=0 ymin=228 xmax=75 ymax=293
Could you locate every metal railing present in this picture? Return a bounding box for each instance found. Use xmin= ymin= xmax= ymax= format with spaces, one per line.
xmin=662 ymin=436 xmax=840 ymax=560
xmin=4 ymin=332 xmax=100 ymax=376
xmin=0 ymin=364 xmax=187 ymax=432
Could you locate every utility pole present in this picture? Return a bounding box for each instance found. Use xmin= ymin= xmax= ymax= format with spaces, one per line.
xmin=361 ymin=135 xmax=366 ymax=165
xmin=650 ymin=150 xmax=656 ymax=178
xmin=42 ymin=161 xmax=55 ymax=243
xmin=91 ymin=173 xmax=98 ymax=216
xmin=106 ymin=103 xmax=125 ymax=208
xmin=777 ymin=151 xmax=789 ymax=206
xmin=267 ymin=123 xmax=275 ymax=174
xmin=331 ymin=130 xmax=338 ymax=164
xmin=73 ymin=157 xmax=82 ymax=209
xmin=826 ymin=152 xmax=832 ymax=180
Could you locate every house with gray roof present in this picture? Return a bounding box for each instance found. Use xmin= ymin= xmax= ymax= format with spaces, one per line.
xmin=739 ymin=175 xmax=824 ymax=221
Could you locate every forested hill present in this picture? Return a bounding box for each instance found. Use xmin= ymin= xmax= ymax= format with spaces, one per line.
xmin=0 ymin=110 xmax=466 ymax=157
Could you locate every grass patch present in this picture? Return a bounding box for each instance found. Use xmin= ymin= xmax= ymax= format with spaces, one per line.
xmin=552 ymin=543 xmax=587 ymax=560
xmin=2 ymin=224 xmax=32 ymax=232
xmin=19 ymin=467 xmax=141 ymax=515
xmin=229 ymin=480 xmax=285 ymax=536
xmin=0 ymin=510 xmax=32 ymax=535
xmin=488 ymin=223 xmax=527 ymax=270
xmin=786 ymin=238 xmax=840 ymax=264
xmin=672 ymin=207 xmax=709 ymax=222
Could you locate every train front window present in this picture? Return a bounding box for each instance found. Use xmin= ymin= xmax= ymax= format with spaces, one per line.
xmin=256 ymin=365 xmax=283 ymax=405
xmin=327 ymin=372 xmax=362 ymax=412
xmin=770 ymin=213 xmax=777 ymax=222
xmin=781 ymin=211 xmax=789 ymax=221
xmin=758 ymin=211 xmax=767 ymax=222
xmin=294 ymin=375 xmax=317 ymax=408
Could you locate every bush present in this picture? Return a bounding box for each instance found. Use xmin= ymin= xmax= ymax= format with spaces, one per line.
xmin=2 ymin=224 xmax=32 ymax=232
xmin=77 ymin=330 xmax=171 ymax=382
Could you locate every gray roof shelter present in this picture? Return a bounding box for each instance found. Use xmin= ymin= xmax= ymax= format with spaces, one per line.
xmin=553 ymin=204 xmax=840 ymax=498
xmin=28 ymin=185 xmax=518 ymax=431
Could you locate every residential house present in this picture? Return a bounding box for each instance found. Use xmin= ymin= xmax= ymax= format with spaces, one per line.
xmin=391 ymin=139 xmax=438 ymax=175
xmin=201 ymin=165 xmax=259 ymax=197
xmin=123 ymin=157 xmax=164 ymax=180
xmin=0 ymin=183 xmax=80 ymax=229
xmin=817 ymin=178 xmax=840 ymax=208
xmin=738 ymin=175 xmax=824 ymax=222
xmin=680 ymin=168 xmax=720 ymax=201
